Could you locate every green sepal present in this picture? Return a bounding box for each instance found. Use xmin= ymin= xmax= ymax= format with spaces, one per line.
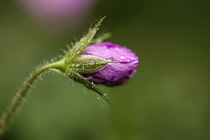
xmin=67 ymin=72 xmax=112 ymax=106
xmin=63 ymin=17 xmax=106 ymax=62
xmin=47 ymin=66 xmax=112 ymax=106
xmin=67 ymin=56 xmax=120 ymax=74
xmin=91 ymin=33 xmax=112 ymax=44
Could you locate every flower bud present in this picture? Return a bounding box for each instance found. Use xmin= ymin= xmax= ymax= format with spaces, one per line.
xmin=81 ymin=42 xmax=139 ymax=86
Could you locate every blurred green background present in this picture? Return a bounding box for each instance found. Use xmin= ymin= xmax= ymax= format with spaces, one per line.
xmin=0 ymin=0 xmax=209 ymax=140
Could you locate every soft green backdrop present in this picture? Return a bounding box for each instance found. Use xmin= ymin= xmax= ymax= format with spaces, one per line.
xmin=0 ymin=0 xmax=209 ymax=140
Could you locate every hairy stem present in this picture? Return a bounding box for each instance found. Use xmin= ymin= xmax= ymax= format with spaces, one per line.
xmin=0 ymin=60 xmax=64 ymax=136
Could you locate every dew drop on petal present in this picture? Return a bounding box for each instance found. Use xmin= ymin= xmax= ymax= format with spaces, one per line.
xmin=120 ymin=56 xmax=125 ymax=59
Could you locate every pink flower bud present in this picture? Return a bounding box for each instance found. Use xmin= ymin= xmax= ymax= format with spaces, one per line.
xmin=81 ymin=42 xmax=139 ymax=86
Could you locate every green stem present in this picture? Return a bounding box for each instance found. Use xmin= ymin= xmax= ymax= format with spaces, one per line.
xmin=0 ymin=60 xmax=64 ymax=136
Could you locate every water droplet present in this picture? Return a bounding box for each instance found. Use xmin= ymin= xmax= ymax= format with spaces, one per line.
xmin=83 ymin=88 xmax=87 ymax=95
xmin=120 ymin=56 xmax=125 ymax=59
xmin=103 ymin=93 xmax=107 ymax=99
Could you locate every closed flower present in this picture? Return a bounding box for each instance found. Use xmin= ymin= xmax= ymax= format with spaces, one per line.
xmin=81 ymin=42 xmax=139 ymax=86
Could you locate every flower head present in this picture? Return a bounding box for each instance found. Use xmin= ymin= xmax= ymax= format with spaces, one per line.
xmin=81 ymin=42 xmax=139 ymax=86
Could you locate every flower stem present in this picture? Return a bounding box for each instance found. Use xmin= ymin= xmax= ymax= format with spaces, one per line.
xmin=0 ymin=60 xmax=64 ymax=136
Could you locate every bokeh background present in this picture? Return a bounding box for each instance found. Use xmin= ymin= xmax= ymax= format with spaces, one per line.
xmin=0 ymin=0 xmax=209 ymax=140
